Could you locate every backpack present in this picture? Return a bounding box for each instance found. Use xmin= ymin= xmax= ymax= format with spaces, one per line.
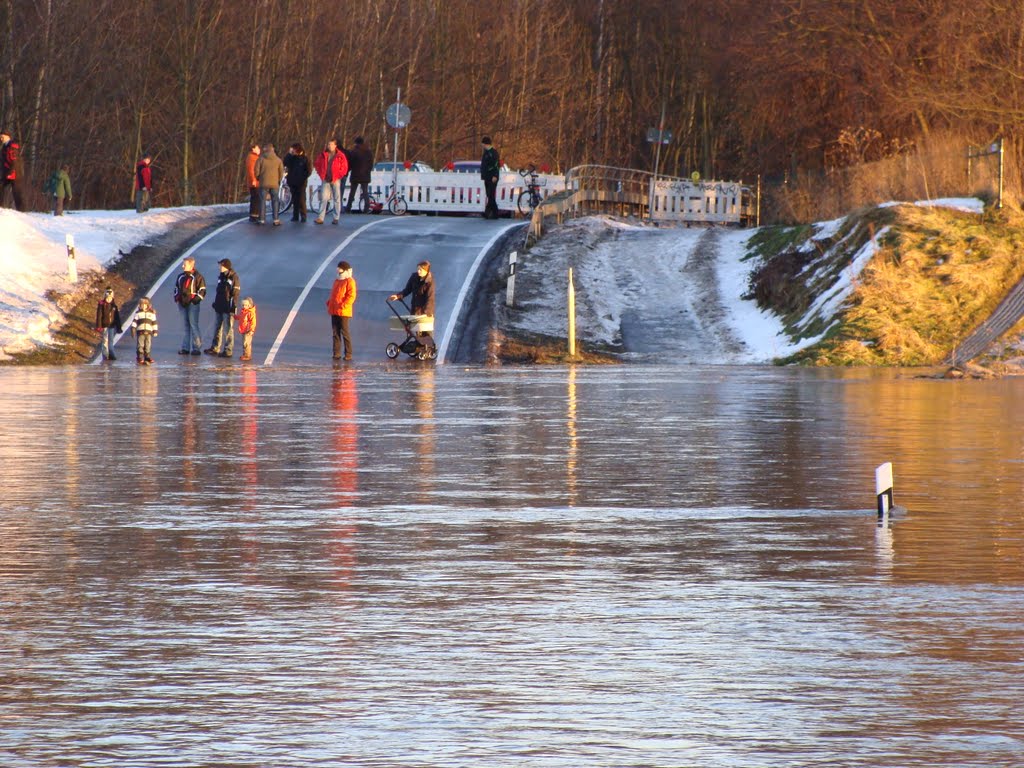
xmin=44 ymin=171 xmax=60 ymax=195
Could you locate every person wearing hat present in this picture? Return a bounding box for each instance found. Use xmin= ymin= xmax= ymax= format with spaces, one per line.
xmin=480 ymin=135 xmax=500 ymax=219
xmin=0 ymin=131 xmax=24 ymax=211
xmin=326 ymin=260 xmax=357 ymax=360
xmin=94 ymin=287 xmax=123 ymax=361
xmin=206 ymin=258 xmax=241 ymax=357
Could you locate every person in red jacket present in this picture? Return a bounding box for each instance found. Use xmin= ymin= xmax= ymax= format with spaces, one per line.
xmin=235 ymin=297 xmax=258 ymax=361
xmin=134 ymin=154 xmax=153 ymax=213
xmin=313 ymin=138 xmax=348 ymax=225
xmin=326 ymin=260 xmax=357 ymax=360
xmin=0 ymin=131 xmax=24 ymax=211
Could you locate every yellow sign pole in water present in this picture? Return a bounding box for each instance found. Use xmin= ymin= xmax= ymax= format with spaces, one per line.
xmin=568 ymin=267 xmax=576 ymax=358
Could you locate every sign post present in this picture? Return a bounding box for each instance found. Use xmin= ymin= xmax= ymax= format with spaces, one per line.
xmin=506 ymin=251 xmax=517 ymax=307
xmin=386 ymin=89 xmax=412 ymax=198
xmin=646 ymin=103 xmax=672 ymax=221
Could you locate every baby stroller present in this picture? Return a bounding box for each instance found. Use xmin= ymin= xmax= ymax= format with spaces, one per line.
xmin=386 ymin=297 xmax=437 ymax=360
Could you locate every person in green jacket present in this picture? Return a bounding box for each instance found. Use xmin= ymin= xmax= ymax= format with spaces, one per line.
xmin=49 ymin=164 xmax=72 ymax=216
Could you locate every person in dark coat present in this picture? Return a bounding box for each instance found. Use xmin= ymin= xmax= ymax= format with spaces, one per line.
xmin=480 ymin=135 xmax=500 ymax=219
xmin=284 ymin=143 xmax=312 ymax=222
xmin=345 ymin=136 xmax=374 ymax=213
xmin=94 ymin=287 xmax=123 ymax=361
xmin=0 ymin=131 xmax=25 ymax=211
xmin=173 ymin=257 xmax=207 ymax=354
xmin=206 ymin=258 xmax=240 ymax=357
xmin=390 ymin=260 xmax=435 ymax=317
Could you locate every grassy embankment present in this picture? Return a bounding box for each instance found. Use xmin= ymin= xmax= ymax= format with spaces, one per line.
xmin=745 ymin=202 xmax=1024 ymax=366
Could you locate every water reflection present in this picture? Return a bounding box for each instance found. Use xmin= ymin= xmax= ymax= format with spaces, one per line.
xmin=0 ymin=365 xmax=1022 ymax=767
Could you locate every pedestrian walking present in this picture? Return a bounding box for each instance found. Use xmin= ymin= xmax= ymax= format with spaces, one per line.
xmin=314 ymin=139 xmax=348 ymax=225
xmin=206 ymin=258 xmax=240 ymax=357
xmin=94 ymin=286 xmax=123 ymax=361
xmin=246 ymin=142 xmax=262 ymax=223
xmin=345 ymin=136 xmax=373 ymax=213
xmin=131 ymin=296 xmax=159 ymax=365
xmin=46 ymin=164 xmax=72 ymax=216
xmin=284 ymin=143 xmax=311 ymax=222
xmin=255 ymin=143 xmax=285 ymax=225
xmin=235 ymin=297 xmax=257 ymax=361
xmin=0 ymin=130 xmax=25 ymax=211
xmin=173 ymin=257 xmax=206 ymax=355
xmin=326 ymin=260 xmax=357 ymax=360
xmin=480 ymin=136 xmax=501 ymax=219
xmin=135 ymin=154 xmax=153 ymax=213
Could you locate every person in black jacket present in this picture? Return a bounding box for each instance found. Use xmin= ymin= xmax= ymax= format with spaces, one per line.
xmin=390 ymin=261 xmax=435 ymax=317
xmin=284 ymin=143 xmax=311 ymax=222
xmin=345 ymin=136 xmax=374 ymax=212
xmin=206 ymin=258 xmax=240 ymax=357
xmin=173 ymin=257 xmax=207 ymax=355
xmin=480 ymin=135 xmax=500 ymax=219
xmin=94 ymin=287 xmax=123 ymax=361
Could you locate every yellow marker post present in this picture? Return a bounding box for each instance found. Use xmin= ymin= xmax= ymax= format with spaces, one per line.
xmin=568 ymin=267 xmax=576 ymax=357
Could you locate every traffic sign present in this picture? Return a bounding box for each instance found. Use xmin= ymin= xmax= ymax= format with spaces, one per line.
xmin=386 ymin=102 xmax=411 ymax=129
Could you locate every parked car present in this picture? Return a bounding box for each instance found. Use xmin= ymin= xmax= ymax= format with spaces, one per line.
xmin=373 ymin=161 xmax=434 ymax=173
xmin=443 ymin=160 xmax=511 ymax=174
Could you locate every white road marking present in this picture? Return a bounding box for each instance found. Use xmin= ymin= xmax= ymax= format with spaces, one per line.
xmin=436 ymin=222 xmax=523 ymax=363
xmin=263 ymin=218 xmax=393 ymax=366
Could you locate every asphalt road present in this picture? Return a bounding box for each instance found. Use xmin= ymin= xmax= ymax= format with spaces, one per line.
xmin=130 ymin=213 xmax=522 ymax=366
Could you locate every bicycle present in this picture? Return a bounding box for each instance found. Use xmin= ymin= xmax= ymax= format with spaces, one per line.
xmin=360 ymin=185 xmax=408 ymax=216
xmin=517 ymin=164 xmax=543 ymax=215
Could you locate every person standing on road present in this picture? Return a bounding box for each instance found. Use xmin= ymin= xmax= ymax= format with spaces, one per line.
xmin=206 ymin=258 xmax=240 ymax=357
xmin=94 ymin=287 xmax=123 ymax=361
xmin=246 ymin=142 xmax=262 ymax=223
xmin=284 ymin=143 xmax=311 ymax=222
xmin=174 ymin=257 xmax=206 ymax=355
xmin=131 ymin=296 xmax=158 ymax=365
xmin=135 ymin=153 xmax=153 ymax=213
xmin=48 ymin=164 xmax=72 ymax=216
xmin=1 ymin=130 xmax=25 ymax=211
xmin=255 ymin=143 xmax=285 ymax=226
xmin=390 ymin=260 xmax=435 ymax=318
xmin=326 ymin=260 xmax=357 ymax=360
xmin=235 ymin=297 xmax=257 ymax=362
xmin=314 ymin=138 xmax=348 ymax=225
xmin=480 ymin=136 xmax=500 ymax=219
xmin=345 ymin=136 xmax=373 ymax=213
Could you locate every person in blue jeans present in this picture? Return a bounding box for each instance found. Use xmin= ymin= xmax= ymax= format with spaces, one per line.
xmin=173 ymin=257 xmax=206 ymax=354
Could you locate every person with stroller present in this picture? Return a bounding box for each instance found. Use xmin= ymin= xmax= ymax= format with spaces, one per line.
xmin=389 ymin=260 xmax=435 ymax=353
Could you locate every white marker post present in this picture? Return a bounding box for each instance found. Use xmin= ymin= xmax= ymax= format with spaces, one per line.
xmin=506 ymin=251 xmax=517 ymax=307
xmin=568 ymin=267 xmax=576 ymax=357
xmin=875 ymin=462 xmax=894 ymax=522
xmin=66 ymin=234 xmax=77 ymax=283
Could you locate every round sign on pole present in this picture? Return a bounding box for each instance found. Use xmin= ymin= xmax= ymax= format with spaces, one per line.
xmin=386 ymin=103 xmax=412 ymax=129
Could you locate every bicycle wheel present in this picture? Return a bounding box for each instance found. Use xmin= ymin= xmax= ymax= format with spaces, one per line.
xmin=517 ymin=189 xmax=535 ymax=216
xmin=389 ymin=195 xmax=408 ymax=216
xmin=279 ymin=183 xmax=292 ymax=214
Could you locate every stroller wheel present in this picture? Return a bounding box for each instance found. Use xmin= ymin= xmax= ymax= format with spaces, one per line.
xmin=427 ymin=346 xmax=438 ymax=360
xmin=385 ymin=342 xmax=400 ymax=359
xmin=416 ymin=349 xmax=428 ymax=360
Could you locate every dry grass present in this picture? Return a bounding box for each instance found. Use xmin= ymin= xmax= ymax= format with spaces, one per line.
xmin=486 ymin=329 xmax=619 ymax=365
xmin=782 ymin=204 xmax=1024 ymax=365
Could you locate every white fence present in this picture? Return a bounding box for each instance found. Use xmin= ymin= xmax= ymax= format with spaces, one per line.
xmin=298 ymin=170 xmax=565 ymax=215
xmin=295 ymin=168 xmax=751 ymax=225
xmin=649 ymin=179 xmax=747 ymax=224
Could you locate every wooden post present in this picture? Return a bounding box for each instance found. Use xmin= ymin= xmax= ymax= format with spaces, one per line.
xmin=66 ymin=234 xmax=77 ymax=283
xmin=568 ymin=267 xmax=576 ymax=357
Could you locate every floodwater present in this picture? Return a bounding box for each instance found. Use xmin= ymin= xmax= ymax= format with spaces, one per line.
xmin=1 ymin=364 xmax=1022 ymax=767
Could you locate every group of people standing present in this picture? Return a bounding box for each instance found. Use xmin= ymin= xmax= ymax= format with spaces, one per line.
xmin=246 ymin=136 xmax=374 ymax=226
xmin=93 ymin=255 xmax=434 ymax=365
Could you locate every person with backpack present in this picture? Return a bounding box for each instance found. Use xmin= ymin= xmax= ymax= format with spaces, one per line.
xmin=0 ymin=131 xmax=25 ymax=211
xmin=173 ymin=257 xmax=206 ymax=355
xmin=46 ymin=165 xmax=72 ymax=216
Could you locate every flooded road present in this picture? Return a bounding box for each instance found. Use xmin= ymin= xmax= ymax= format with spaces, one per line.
xmin=1 ymin=364 xmax=1022 ymax=766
